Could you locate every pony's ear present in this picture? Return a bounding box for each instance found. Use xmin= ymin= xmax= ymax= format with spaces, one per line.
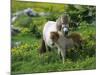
xmin=56 ymin=17 xmax=62 ymax=31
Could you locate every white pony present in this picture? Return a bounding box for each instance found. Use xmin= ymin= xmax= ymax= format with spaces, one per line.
xmin=39 ymin=14 xmax=70 ymax=63
xmin=43 ymin=21 xmax=57 ymax=48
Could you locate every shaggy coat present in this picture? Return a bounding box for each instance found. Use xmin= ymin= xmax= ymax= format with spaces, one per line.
xmin=50 ymin=32 xmax=83 ymax=64
xmin=67 ymin=32 xmax=83 ymax=49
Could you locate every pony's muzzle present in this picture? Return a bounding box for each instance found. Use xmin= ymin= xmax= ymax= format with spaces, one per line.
xmin=63 ymin=28 xmax=68 ymax=35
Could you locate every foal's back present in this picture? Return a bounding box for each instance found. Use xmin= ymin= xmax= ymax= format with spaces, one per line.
xmin=56 ymin=32 xmax=74 ymax=49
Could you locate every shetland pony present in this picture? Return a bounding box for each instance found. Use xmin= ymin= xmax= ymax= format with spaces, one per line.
xmin=56 ymin=14 xmax=69 ymax=36
xmin=50 ymin=32 xmax=83 ymax=64
xmin=39 ymin=14 xmax=69 ymax=54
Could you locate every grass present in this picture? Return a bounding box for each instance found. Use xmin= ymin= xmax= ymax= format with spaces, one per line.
xmin=12 ymin=55 xmax=96 ymax=74
xmin=11 ymin=0 xmax=96 ymax=74
xmin=11 ymin=31 xmax=96 ymax=74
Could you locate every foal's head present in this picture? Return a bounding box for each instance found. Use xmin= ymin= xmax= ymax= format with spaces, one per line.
xmin=50 ymin=32 xmax=59 ymax=46
xmin=56 ymin=14 xmax=69 ymax=36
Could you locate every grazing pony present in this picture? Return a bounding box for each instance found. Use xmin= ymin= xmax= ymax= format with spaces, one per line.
xmin=39 ymin=14 xmax=70 ymax=54
xmin=50 ymin=32 xmax=83 ymax=64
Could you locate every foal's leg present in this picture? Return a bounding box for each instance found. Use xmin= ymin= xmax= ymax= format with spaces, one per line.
xmin=58 ymin=48 xmax=61 ymax=55
xmin=58 ymin=48 xmax=62 ymax=59
xmin=60 ymin=49 xmax=66 ymax=64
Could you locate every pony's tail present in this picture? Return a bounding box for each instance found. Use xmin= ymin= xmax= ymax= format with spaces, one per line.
xmin=39 ymin=39 xmax=46 ymax=54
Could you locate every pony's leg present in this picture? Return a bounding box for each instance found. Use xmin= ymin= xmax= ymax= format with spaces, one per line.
xmin=60 ymin=49 xmax=66 ymax=64
xmin=44 ymin=43 xmax=51 ymax=52
xmin=47 ymin=46 xmax=51 ymax=52
xmin=39 ymin=39 xmax=46 ymax=54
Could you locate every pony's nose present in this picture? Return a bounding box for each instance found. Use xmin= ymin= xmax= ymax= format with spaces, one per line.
xmin=63 ymin=28 xmax=68 ymax=35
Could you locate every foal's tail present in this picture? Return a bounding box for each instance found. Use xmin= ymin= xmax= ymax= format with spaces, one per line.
xmin=39 ymin=38 xmax=46 ymax=54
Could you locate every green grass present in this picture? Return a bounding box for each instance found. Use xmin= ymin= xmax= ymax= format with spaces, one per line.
xmin=12 ymin=56 xmax=95 ymax=74
xmin=11 ymin=32 xmax=96 ymax=74
xmin=11 ymin=0 xmax=96 ymax=74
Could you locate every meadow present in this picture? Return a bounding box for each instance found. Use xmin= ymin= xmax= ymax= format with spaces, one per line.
xmin=11 ymin=0 xmax=96 ymax=74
